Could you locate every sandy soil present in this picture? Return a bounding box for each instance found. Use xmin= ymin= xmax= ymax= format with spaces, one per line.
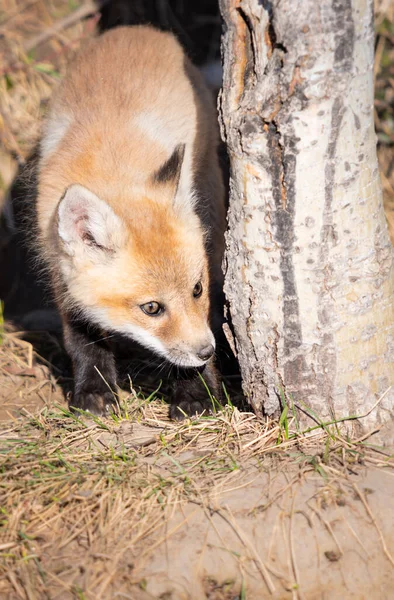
xmin=1 ymin=362 xmax=394 ymax=599
xmin=136 ymin=465 xmax=394 ymax=599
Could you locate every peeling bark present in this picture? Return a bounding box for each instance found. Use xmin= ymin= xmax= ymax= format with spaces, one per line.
xmin=219 ymin=0 xmax=394 ymax=431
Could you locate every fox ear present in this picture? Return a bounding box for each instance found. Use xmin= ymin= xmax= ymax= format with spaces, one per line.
xmin=152 ymin=144 xmax=185 ymax=192
xmin=58 ymin=184 xmax=126 ymax=255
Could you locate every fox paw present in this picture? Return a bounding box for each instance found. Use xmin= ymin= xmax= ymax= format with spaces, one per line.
xmin=169 ymin=385 xmax=214 ymax=421
xmin=169 ymin=364 xmax=222 ymax=421
xmin=70 ymin=390 xmax=116 ymax=416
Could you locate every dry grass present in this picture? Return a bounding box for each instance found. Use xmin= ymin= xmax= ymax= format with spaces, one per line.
xmin=0 ymin=0 xmax=99 ymax=208
xmin=0 ymin=0 xmax=96 ymax=159
xmin=1 ymin=374 xmax=393 ymax=597
xmin=1 ymin=329 xmax=394 ymax=597
xmin=0 ymin=325 xmax=62 ymax=420
xmin=1 ymin=325 xmax=393 ymax=597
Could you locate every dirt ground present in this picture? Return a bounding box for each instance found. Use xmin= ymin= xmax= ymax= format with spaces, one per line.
xmin=1 ymin=350 xmax=394 ymax=599
xmin=1 ymin=1 xmax=394 ymax=599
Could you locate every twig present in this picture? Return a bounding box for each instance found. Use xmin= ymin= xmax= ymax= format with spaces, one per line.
xmin=343 ymin=517 xmax=371 ymax=560
xmin=353 ymin=483 xmax=394 ymax=568
xmin=6 ymin=571 xmax=25 ymax=598
xmin=308 ymin=504 xmax=343 ymax=557
xmin=289 ymin=486 xmax=306 ymax=600
xmin=222 ymin=504 xmax=276 ymax=594
xmin=0 ymin=0 xmax=40 ymax=29
xmin=23 ymin=0 xmax=110 ymax=53
xmin=374 ymin=34 xmax=385 ymax=80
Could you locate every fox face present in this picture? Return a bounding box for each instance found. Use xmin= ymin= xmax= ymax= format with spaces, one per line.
xmin=56 ymin=182 xmax=215 ymax=368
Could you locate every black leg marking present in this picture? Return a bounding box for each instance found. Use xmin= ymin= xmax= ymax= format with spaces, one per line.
xmin=63 ymin=315 xmax=117 ymax=416
xmin=169 ymin=361 xmax=222 ymax=421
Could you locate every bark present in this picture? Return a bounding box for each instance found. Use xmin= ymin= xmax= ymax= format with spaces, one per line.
xmin=219 ymin=0 xmax=394 ymax=432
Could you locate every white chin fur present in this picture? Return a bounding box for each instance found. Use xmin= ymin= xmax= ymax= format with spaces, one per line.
xmin=84 ymin=308 xmax=210 ymax=368
xmin=167 ymin=354 xmax=206 ymax=368
xmin=121 ymin=324 xmax=208 ymax=368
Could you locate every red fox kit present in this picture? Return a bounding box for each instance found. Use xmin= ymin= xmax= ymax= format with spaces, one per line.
xmin=36 ymin=26 xmax=226 ymax=417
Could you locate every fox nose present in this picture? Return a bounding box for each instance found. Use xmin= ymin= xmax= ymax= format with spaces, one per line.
xmin=196 ymin=344 xmax=215 ymax=362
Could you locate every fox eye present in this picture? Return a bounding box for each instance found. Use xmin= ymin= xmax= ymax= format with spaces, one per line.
xmin=193 ymin=281 xmax=203 ymax=298
xmin=140 ymin=302 xmax=163 ymax=316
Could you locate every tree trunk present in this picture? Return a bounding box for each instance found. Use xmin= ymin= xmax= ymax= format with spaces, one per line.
xmin=219 ymin=0 xmax=394 ymax=432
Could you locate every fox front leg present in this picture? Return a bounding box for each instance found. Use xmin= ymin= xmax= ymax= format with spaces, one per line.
xmin=63 ymin=315 xmax=117 ymax=416
xmin=169 ymin=360 xmax=222 ymax=420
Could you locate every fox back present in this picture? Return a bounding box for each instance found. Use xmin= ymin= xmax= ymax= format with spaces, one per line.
xmin=37 ymin=26 xmax=226 ymax=371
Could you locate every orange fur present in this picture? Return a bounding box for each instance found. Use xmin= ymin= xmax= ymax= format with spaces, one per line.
xmin=36 ymin=25 xmax=225 ymax=368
